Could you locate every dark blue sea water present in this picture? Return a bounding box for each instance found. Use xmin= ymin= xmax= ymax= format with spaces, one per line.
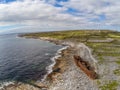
xmin=0 ymin=34 xmax=62 ymax=85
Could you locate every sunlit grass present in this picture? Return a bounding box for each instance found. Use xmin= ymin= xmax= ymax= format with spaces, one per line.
xmin=113 ymin=69 xmax=120 ymax=76
xmin=99 ymin=80 xmax=119 ymax=90
xmin=108 ymin=34 xmax=120 ymax=38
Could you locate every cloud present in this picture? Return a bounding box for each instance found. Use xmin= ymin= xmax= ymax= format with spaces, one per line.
xmin=0 ymin=0 xmax=120 ymax=33
xmin=0 ymin=0 xmax=87 ymax=26
xmin=61 ymin=0 xmax=120 ymax=26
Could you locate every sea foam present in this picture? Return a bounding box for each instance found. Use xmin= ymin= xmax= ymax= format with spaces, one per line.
xmin=41 ymin=46 xmax=69 ymax=82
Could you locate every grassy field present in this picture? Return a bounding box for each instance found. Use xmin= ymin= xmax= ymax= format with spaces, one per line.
xmin=21 ymin=30 xmax=120 ymax=89
xmin=21 ymin=30 xmax=120 ymax=60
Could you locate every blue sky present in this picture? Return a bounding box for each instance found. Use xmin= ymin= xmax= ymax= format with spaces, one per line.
xmin=1 ymin=0 xmax=16 ymax=3
xmin=0 ymin=0 xmax=120 ymax=33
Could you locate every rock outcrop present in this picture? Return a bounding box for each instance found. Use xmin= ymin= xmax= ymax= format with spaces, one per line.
xmin=73 ymin=55 xmax=98 ymax=79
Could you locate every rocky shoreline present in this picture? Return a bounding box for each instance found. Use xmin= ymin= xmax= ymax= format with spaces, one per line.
xmin=3 ymin=36 xmax=99 ymax=90
xmin=43 ymin=38 xmax=98 ymax=90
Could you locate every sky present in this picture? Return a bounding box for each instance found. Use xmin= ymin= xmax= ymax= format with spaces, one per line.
xmin=0 ymin=0 xmax=120 ymax=34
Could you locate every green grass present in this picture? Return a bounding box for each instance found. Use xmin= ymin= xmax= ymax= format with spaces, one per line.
xmin=113 ymin=69 xmax=120 ymax=76
xmin=99 ymin=80 xmax=119 ymax=90
xmin=108 ymin=34 xmax=120 ymax=38
xmin=96 ymin=80 xmax=101 ymax=85
xmin=21 ymin=30 xmax=118 ymax=41
xmin=116 ymin=60 xmax=120 ymax=65
xmin=97 ymin=53 xmax=120 ymax=57
xmin=97 ymin=55 xmax=105 ymax=64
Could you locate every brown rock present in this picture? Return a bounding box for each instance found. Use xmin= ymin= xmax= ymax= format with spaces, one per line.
xmin=73 ymin=55 xmax=98 ymax=79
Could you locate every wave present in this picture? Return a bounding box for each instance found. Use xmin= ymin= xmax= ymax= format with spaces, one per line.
xmin=41 ymin=46 xmax=69 ymax=82
xmin=0 ymin=81 xmax=15 ymax=90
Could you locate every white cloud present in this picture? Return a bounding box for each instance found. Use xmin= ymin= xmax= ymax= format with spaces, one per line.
xmin=62 ymin=0 xmax=120 ymax=26
xmin=0 ymin=0 xmax=120 ymax=33
xmin=0 ymin=1 xmax=60 ymax=24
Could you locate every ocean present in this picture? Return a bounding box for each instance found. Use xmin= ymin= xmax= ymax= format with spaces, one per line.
xmin=0 ymin=34 xmax=63 ymax=88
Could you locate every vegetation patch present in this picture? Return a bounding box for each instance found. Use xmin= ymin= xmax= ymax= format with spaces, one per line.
xmin=98 ymin=56 xmax=105 ymax=64
xmin=108 ymin=34 xmax=120 ymax=38
xmin=96 ymin=80 xmax=101 ymax=85
xmin=113 ymin=69 xmax=120 ymax=76
xmin=99 ymin=80 xmax=119 ymax=90
xmin=116 ymin=60 xmax=120 ymax=65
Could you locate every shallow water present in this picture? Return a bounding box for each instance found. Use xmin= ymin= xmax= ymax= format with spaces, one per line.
xmin=0 ymin=34 xmax=62 ymax=85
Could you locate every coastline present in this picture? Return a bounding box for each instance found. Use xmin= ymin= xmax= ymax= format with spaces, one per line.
xmin=41 ymin=38 xmax=98 ymax=90
xmin=4 ymin=36 xmax=98 ymax=90
xmin=41 ymin=46 xmax=69 ymax=82
xmin=3 ymin=30 xmax=120 ymax=90
xmin=31 ymin=37 xmax=98 ymax=89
